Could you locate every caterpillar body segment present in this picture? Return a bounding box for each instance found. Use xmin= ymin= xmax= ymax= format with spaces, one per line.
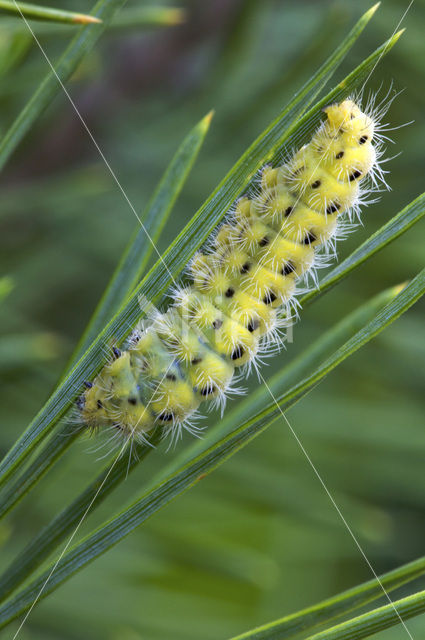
xmin=80 ymin=99 xmax=383 ymax=444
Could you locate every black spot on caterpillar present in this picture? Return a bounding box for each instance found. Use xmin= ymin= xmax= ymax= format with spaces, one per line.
xmin=281 ymin=262 xmax=295 ymax=276
xmin=231 ymin=345 xmax=245 ymax=361
xmin=349 ymin=169 xmax=362 ymax=181
xmin=263 ymin=291 xmax=278 ymax=304
xmin=158 ymin=412 xmax=174 ymax=422
xmin=303 ymin=232 xmax=317 ymax=245
xmin=200 ymin=383 xmax=216 ymax=397
xmin=247 ymin=318 xmax=261 ymax=332
xmin=79 ymin=99 xmax=387 ymax=446
xmin=326 ymin=202 xmax=341 ymax=214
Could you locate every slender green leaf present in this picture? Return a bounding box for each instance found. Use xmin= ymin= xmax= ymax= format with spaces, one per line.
xmin=0 ymin=111 xmax=213 ymax=522
xmin=0 ymin=268 xmax=422 ymax=628
xmin=1 ymin=114 xmax=422 ymax=528
xmin=194 ymin=283 xmax=407 ymax=451
xmin=0 ymin=283 xmax=399 ymax=602
xmin=305 ymin=589 xmax=425 ymax=640
xmin=0 ymin=0 xmax=101 ymax=24
xmin=4 ymin=6 xmax=186 ymax=35
xmin=0 ymin=8 xmax=395 ymax=493
xmin=102 ymin=5 xmax=185 ymax=29
xmin=0 ymin=0 xmax=126 ymax=171
xmin=229 ymin=560 xmax=425 ymax=639
xmin=301 ymin=192 xmax=425 ymax=307
xmin=73 ymin=110 xmax=214 ymax=360
xmin=0 ymin=431 xmax=158 ymax=603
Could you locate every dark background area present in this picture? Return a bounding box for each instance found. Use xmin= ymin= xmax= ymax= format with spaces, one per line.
xmin=0 ymin=1 xmax=424 ymax=638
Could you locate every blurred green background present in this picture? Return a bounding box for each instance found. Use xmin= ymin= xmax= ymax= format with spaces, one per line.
xmin=0 ymin=0 xmax=424 ymax=638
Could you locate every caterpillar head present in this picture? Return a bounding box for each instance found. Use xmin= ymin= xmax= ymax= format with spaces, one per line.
xmin=324 ymin=99 xmax=360 ymax=128
xmin=324 ymin=99 xmax=375 ymax=143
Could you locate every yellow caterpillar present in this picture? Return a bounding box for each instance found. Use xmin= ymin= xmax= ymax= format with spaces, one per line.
xmin=79 ymin=99 xmax=382 ymax=444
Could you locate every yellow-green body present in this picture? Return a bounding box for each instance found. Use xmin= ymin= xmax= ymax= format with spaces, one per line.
xmin=81 ymin=99 xmax=376 ymax=440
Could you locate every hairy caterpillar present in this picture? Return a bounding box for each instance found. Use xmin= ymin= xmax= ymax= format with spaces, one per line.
xmin=79 ymin=98 xmax=386 ymax=446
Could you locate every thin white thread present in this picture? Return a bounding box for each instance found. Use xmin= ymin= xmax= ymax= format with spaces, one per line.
xmin=11 ymin=362 xmax=174 ymax=640
xmin=240 ymin=14 xmax=415 ymax=638
xmin=10 ymin=5 xmax=179 ymax=291
xmin=258 ymin=372 xmax=414 ymax=640
xmin=247 ymin=0 xmax=413 ymax=286
xmin=361 ymin=0 xmax=413 ymax=90
xmin=10 ymin=1 xmax=414 ymax=638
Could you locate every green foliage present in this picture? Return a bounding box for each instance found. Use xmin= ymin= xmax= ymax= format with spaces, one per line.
xmin=0 ymin=2 xmax=424 ymax=639
xmin=0 ymin=270 xmax=423 ymax=630
xmin=230 ymin=556 xmax=425 ymax=639
xmin=0 ymin=282 xmax=406 ymax=603
xmin=4 ymin=6 xmax=186 ymax=36
xmin=0 ymin=0 xmax=101 ymax=25
xmin=0 ymin=110 xmax=213 ymax=521
xmin=305 ymin=589 xmax=425 ymax=640
xmin=0 ymin=0 xmax=125 ymax=170
xmin=0 ymin=3 xmax=383 ymax=492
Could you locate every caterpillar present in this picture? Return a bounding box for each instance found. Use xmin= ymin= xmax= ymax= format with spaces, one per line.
xmin=79 ymin=98 xmax=385 ymax=446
